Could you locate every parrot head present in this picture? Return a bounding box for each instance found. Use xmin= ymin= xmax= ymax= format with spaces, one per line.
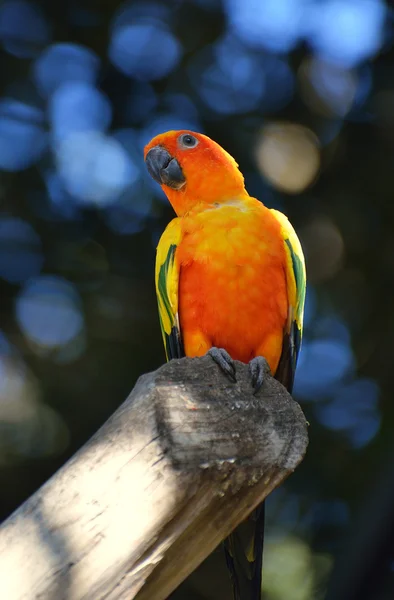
xmin=144 ymin=130 xmax=246 ymax=216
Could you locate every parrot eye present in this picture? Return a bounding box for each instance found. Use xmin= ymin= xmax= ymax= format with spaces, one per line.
xmin=178 ymin=134 xmax=198 ymax=149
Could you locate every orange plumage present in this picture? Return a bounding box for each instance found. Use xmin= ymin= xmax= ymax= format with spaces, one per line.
xmin=177 ymin=200 xmax=288 ymax=372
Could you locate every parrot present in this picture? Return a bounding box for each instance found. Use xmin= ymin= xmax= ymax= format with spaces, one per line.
xmin=144 ymin=130 xmax=306 ymax=600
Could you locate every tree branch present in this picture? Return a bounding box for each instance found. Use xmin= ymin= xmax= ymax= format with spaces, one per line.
xmin=0 ymin=356 xmax=308 ymax=600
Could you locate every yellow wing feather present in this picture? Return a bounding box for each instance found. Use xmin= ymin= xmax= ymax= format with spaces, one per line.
xmin=155 ymin=218 xmax=184 ymax=359
xmin=270 ymin=208 xmax=306 ymax=331
xmin=270 ymin=208 xmax=306 ymax=390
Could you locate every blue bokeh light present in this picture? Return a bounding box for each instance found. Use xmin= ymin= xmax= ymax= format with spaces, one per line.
xmin=314 ymin=315 xmax=351 ymax=345
xmin=112 ymin=127 xmax=146 ymax=195
xmin=306 ymin=59 xmax=373 ymax=119
xmin=49 ymin=81 xmax=112 ymax=142
xmin=224 ymin=0 xmax=305 ymax=53
xmin=294 ymin=338 xmax=355 ymax=400
xmin=191 ymin=36 xmax=295 ymax=115
xmin=191 ymin=43 xmax=266 ymax=115
xmin=0 ymin=0 xmax=50 ymax=58
xmin=15 ymin=276 xmax=84 ymax=348
xmin=103 ymin=128 xmax=152 ymax=234
xmin=0 ymin=218 xmax=43 ymax=284
xmin=109 ymin=23 xmax=181 ymax=81
xmin=315 ymin=378 xmax=381 ymax=448
xmin=308 ymin=60 xmax=358 ymax=117
xmin=56 ymin=131 xmax=139 ymax=207
xmin=44 ymin=171 xmax=81 ymax=220
xmin=224 ymin=0 xmax=387 ymax=68
xmin=113 ymin=127 xmax=142 ymax=162
xmin=33 ymin=43 xmax=100 ymax=97
xmin=0 ymin=98 xmax=47 ymax=171
xmin=307 ymin=0 xmax=387 ymax=67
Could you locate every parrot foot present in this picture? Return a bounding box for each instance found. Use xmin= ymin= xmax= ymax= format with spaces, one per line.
xmin=249 ymin=356 xmax=266 ymax=394
xmin=208 ymin=347 xmax=237 ymax=383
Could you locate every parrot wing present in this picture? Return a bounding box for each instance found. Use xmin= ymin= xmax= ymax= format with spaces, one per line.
xmin=155 ymin=218 xmax=185 ymax=360
xmin=270 ymin=208 xmax=306 ymax=393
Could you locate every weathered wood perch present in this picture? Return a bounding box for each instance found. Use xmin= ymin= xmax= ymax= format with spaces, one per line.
xmin=0 ymin=356 xmax=308 ymax=600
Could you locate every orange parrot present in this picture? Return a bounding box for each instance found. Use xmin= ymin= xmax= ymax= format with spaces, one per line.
xmin=144 ymin=130 xmax=306 ymax=600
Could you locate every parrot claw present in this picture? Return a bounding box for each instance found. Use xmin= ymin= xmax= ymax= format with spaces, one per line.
xmin=208 ymin=347 xmax=237 ymax=383
xmin=249 ymin=356 xmax=266 ymax=394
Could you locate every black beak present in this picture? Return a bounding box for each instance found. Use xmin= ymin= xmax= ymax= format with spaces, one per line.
xmin=145 ymin=146 xmax=186 ymax=190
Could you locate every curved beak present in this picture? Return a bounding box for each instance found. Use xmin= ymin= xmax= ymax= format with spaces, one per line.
xmin=145 ymin=146 xmax=186 ymax=190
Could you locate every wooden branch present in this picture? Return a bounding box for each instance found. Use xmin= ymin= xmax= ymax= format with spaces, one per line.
xmin=0 ymin=356 xmax=308 ymax=600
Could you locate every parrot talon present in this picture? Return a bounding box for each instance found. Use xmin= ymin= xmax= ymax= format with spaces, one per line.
xmin=249 ymin=356 xmax=267 ymax=394
xmin=208 ymin=347 xmax=237 ymax=383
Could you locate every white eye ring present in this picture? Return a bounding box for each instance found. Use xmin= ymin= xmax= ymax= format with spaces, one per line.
xmin=178 ymin=134 xmax=198 ymax=149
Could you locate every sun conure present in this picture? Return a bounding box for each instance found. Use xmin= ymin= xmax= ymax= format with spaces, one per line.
xmin=144 ymin=130 xmax=306 ymax=600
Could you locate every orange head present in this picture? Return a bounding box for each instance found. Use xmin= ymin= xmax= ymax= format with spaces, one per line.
xmin=144 ymin=130 xmax=247 ymax=216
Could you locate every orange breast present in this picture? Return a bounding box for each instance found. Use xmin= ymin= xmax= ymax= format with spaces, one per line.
xmin=177 ymin=199 xmax=288 ymax=374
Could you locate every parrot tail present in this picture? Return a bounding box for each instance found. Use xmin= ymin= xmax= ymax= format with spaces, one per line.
xmin=224 ymin=501 xmax=265 ymax=600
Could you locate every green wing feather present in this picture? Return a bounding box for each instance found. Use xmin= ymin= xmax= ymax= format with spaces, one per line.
xmin=155 ymin=218 xmax=184 ymax=360
xmin=271 ymin=208 xmax=306 ymax=393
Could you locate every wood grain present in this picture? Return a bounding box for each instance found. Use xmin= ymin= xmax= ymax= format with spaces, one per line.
xmin=0 ymin=355 xmax=308 ymax=600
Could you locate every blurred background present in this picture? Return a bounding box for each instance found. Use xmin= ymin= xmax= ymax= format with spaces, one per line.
xmin=0 ymin=0 xmax=394 ymax=598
